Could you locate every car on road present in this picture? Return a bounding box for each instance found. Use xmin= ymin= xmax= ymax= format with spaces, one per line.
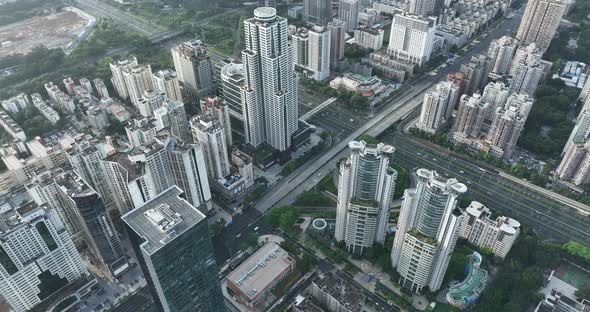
xmin=460 ymin=170 xmax=465 ymax=174
xmin=254 ymin=226 xmax=259 ymax=231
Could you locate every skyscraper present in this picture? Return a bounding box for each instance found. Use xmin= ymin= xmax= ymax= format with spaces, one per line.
xmin=391 ymin=169 xmax=466 ymax=293
xmin=200 ymin=96 xmax=233 ymax=148
xmin=137 ymin=89 xmax=165 ymax=118
xmin=335 ymin=140 xmax=397 ymax=254
xmin=563 ymin=109 xmax=590 ymax=155
xmin=409 ymin=0 xmax=429 ymax=16
xmin=123 ymin=63 xmax=154 ymax=108
xmin=451 ymin=94 xmax=488 ymax=142
xmin=0 ymin=207 xmax=88 ymax=312
xmin=487 ymin=36 xmax=517 ymax=77
xmin=109 ymin=56 xmax=138 ymax=100
xmin=171 ymin=40 xmax=216 ymax=100
xmin=166 ymin=140 xmax=212 ymax=213
xmin=67 ymin=139 xmax=113 ymax=206
xmin=304 ymin=0 xmax=332 ymax=25
xmin=416 ymin=81 xmax=460 ymax=133
xmin=122 ymin=186 xmax=225 ymax=312
xmin=556 ymin=142 xmax=590 ymax=185
xmin=480 ymin=82 xmax=511 ymax=120
xmin=55 ymin=171 xmax=127 ymax=276
xmin=152 ymin=69 xmax=183 ymax=102
xmin=219 ymin=60 xmax=245 ymax=123
xmin=152 ymin=100 xmax=190 ymax=142
xmin=293 ymin=25 xmax=331 ymax=81
xmin=509 ymin=45 xmax=546 ymax=96
xmin=486 ymin=104 xmax=527 ymax=158
xmin=387 ymin=13 xmax=436 ymax=66
xmin=338 ymin=0 xmax=360 ymax=31
xmin=516 ymin=0 xmax=568 ymax=51
xmin=241 ymin=7 xmax=298 ymax=152
xmin=460 ymin=54 xmax=491 ymax=95
xmin=191 ymin=114 xmax=231 ymax=180
xmin=327 ymin=18 xmax=346 ymax=71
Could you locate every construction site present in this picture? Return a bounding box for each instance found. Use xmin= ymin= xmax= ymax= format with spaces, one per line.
xmin=0 ymin=7 xmax=95 ymax=58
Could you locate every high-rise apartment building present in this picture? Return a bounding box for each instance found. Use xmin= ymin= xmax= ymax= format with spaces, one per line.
xmin=563 ymin=109 xmax=590 ymax=155
xmin=409 ymin=0 xmax=429 ymax=16
xmin=487 ymin=36 xmax=517 ymax=77
xmin=171 ymin=40 xmax=216 ymax=99
xmin=123 ymin=63 xmax=154 ymax=108
xmin=481 ymin=82 xmax=511 ymax=120
xmin=191 ymin=115 xmax=231 ymax=180
xmin=391 ymin=169 xmax=466 ymax=293
xmin=557 ymin=142 xmax=590 ymax=185
xmin=219 ymin=61 xmax=245 ymax=122
xmin=354 ymin=27 xmax=384 ymax=51
xmin=152 ymin=69 xmax=182 ymax=102
xmin=110 ymin=56 xmax=139 ymax=100
xmin=417 ymin=81 xmax=460 ymax=133
xmin=241 ymin=7 xmax=298 ymax=152
xmin=460 ymin=54 xmax=491 ymax=95
xmin=516 ymin=0 xmax=568 ymax=51
xmin=152 ymin=100 xmax=190 ymax=142
xmin=293 ymin=25 xmax=331 ymax=81
xmin=0 ymin=207 xmax=88 ymax=312
xmin=25 ymin=168 xmax=85 ymax=241
xmin=66 ymin=139 xmax=113 ymax=205
xmin=327 ymin=18 xmax=346 ymax=71
xmin=510 ymin=45 xmax=546 ymax=96
xmin=304 ymin=0 xmax=332 ymax=25
xmin=387 ymin=13 xmax=436 ymax=66
xmin=55 ymin=171 xmax=127 ymax=276
xmin=451 ymin=94 xmax=488 ymax=142
xmin=486 ymin=104 xmax=527 ymax=158
xmin=137 ymin=89 xmax=165 ymax=118
xmin=166 ymin=140 xmax=212 ymax=213
xmin=125 ymin=117 xmax=158 ymax=148
xmin=122 ymin=186 xmax=225 ymax=312
xmin=335 ymin=140 xmax=397 ymax=254
xmin=460 ymin=201 xmax=521 ymax=258
xmin=200 ymin=96 xmax=233 ymax=148
xmin=93 ymin=78 xmax=109 ymax=99
xmin=338 ymin=0 xmax=360 ymax=31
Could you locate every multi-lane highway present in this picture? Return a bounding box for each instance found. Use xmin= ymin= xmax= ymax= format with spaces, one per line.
xmin=387 ymin=134 xmax=590 ymax=246
xmin=254 ymin=10 xmax=524 ymax=214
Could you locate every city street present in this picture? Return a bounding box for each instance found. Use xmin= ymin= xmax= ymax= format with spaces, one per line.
xmin=253 ymin=9 xmax=524 ymax=216
xmin=386 ymin=134 xmax=590 ymax=246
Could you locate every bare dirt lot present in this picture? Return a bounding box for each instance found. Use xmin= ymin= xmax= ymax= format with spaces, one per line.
xmin=0 ymin=8 xmax=93 ymax=57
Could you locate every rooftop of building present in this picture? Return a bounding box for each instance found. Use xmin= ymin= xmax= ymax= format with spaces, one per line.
xmin=227 ymin=242 xmax=295 ymax=301
xmin=293 ymin=296 xmax=323 ymax=312
xmin=122 ymin=186 xmax=206 ymax=255
xmin=312 ymin=272 xmax=365 ymax=310
xmin=104 ymin=150 xmax=145 ymax=181
xmin=54 ymin=171 xmax=95 ymax=197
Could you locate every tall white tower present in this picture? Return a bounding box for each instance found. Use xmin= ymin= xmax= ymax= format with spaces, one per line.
xmin=335 ymin=140 xmax=397 ymax=254
xmin=391 ymin=169 xmax=466 ymax=293
xmin=241 ymin=7 xmax=298 ymax=152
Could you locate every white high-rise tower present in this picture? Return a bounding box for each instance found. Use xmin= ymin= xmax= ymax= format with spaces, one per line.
xmin=335 ymin=140 xmax=397 ymax=254
xmin=241 ymin=7 xmax=298 ymax=152
xmin=391 ymin=169 xmax=466 ymax=293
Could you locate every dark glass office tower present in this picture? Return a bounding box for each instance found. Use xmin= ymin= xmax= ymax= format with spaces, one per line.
xmin=122 ymin=186 xmax=225 ymax=312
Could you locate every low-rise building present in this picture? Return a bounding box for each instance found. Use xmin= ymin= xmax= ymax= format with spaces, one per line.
xmin=227 ymin=242 xmax=296 ymax=309
xmin=310 ymin=272 xmax=366 ymax=312
xmin=0 ymin=110 xmax=25 ymax=141
xmin=446 ymin=252 xmax=488 ymax=309
xmin=329 ymin=73 xmax=385 ymax=96
xmin=460 ymin=201 xmax=520 ymax=258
